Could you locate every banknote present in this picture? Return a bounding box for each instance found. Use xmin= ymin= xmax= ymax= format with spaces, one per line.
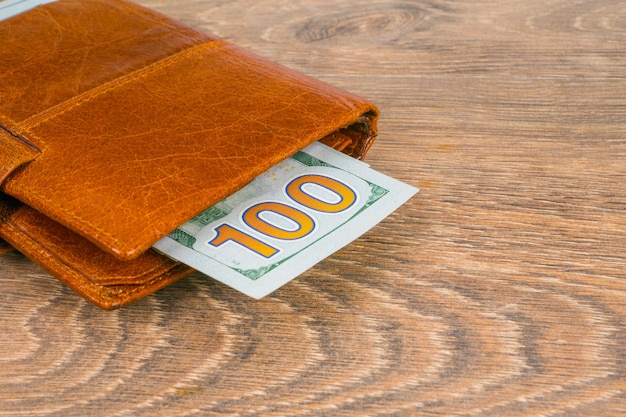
xmin=154 ymin=142 xmax=418 ymax=298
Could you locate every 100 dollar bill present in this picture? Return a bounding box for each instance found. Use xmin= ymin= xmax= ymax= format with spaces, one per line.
xmin=154 ymin=142 xmax=417 ymax=298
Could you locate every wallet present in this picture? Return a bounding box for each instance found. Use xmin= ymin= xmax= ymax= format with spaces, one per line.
xmin=0 ymin=0 xmax=378 ymax=309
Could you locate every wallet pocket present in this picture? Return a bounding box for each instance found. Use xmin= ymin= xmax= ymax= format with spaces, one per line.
xmin=0 ymin=193 xmax=193 ymax=309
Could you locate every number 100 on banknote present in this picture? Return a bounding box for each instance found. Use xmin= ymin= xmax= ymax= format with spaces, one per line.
xmin=154 ymin=142 xmax=417 ymax=299
xmin=209 ymin=172 xmax=362 ymax=259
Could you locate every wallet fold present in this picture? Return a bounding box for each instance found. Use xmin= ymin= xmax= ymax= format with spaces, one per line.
xmin=0 ymin=0 xmax=379 ymax=309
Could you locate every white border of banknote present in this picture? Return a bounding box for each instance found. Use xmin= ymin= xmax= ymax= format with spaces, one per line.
xmin=155 ymin=142 xmax=418 ymax=299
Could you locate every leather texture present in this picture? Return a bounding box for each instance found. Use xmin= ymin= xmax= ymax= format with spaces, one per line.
xmin=0 ymin=194 xmax=193 ymax=309
xmin=0 ymin=0 xmax=378 ymax=309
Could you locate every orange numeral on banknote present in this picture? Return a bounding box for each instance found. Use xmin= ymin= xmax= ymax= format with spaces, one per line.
xmin=208 ymin=175 xmax=357 ymax=258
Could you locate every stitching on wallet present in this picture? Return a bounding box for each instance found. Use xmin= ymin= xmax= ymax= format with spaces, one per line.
xmin=2 ymin=0 xmax=217 ymax=148
xmin=20 ymin=40 xmax=228 ymax=131
xmin=0 ymin=115 xmax=48 ymax=150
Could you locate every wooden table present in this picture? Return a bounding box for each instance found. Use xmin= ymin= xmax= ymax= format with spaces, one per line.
xmin=2 ymin=0 xmax=625 ymax=415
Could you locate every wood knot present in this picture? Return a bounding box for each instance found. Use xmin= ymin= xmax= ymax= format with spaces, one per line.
xmin=295 ymin=2 xmax=451 ymax=43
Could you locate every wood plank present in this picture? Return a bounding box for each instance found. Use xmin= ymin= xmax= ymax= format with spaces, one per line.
xmin=1 ymin=0 xmax=625 ymax=415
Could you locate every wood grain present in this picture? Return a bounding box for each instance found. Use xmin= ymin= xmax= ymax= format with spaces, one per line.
xmin=1 ymin=0 xmax=625 ymax=415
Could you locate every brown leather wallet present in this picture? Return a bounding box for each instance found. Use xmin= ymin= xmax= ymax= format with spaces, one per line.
xmin=0 ymin=0 xmax=378 ymax=309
